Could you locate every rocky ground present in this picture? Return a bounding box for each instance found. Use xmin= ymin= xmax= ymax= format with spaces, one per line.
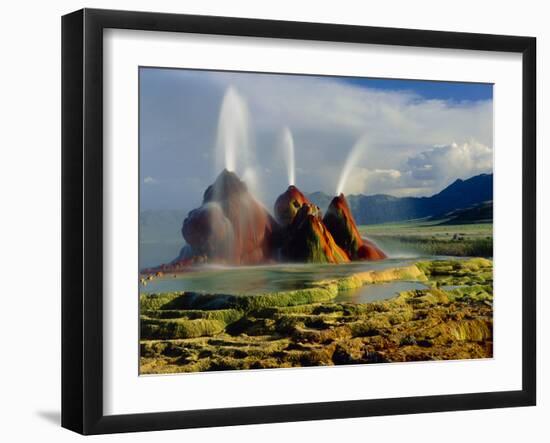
xmin=139 ymin=258 xmax=493 ymax=374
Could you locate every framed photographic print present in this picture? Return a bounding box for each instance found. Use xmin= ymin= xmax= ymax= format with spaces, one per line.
xmin=61 ymin=8 xmax=536 ymax=435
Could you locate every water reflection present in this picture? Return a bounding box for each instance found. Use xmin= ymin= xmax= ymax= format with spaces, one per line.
xmin=335 ymin=281 xmax=428 ymax=304
xmin=140 ymin=258 xmax=434 ymax=296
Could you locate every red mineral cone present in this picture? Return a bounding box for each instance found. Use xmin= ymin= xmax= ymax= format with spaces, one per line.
xmin=273 ymin=185 xmax=312 ymax=226
xmin=180 ymin=169 xmax=278 ymax=265
xmin=323 ymin=193 xmax=386 ymax=261
xmin=281 ymin=203 xmax=350 ymax=264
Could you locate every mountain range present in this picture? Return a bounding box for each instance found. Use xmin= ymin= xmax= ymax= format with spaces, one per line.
xmin=308 ymin=173 xmax=493 ymax=225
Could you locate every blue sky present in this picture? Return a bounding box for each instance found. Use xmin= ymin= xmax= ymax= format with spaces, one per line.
xmin=341 ymin=77 xmax=492 ymax=102
xmin=140 ymin=68 xmax=493 ymax=211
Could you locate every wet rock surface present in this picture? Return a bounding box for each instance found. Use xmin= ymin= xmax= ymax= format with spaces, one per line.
xmin=280 ymin=203 xmax=350 ymax=264
xmin=142 ymin=174 xmax=388 ymax=275
xmin=274 ymin=185 xmax=312 ymax=227
xmin=181 ymin=169 xmax=278 ymax=265
xmin=324 ymin=194 xmax=386 ymax=261
xmin=140 ymin=258 xmax=493 ymax=374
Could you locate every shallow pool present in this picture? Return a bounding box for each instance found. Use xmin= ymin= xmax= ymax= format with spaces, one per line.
xmin=140 ymin=257 xmax=445 ymax=296
xmin=335 ymin=281 xmax=428 ymax=304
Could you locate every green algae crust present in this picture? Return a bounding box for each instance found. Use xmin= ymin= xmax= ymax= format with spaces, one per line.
xmin=140 ymin=258 xmax=493 ymax=373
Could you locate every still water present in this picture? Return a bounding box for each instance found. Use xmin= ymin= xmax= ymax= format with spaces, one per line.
xmin=140 ymin=257 xmax=438 ymax=299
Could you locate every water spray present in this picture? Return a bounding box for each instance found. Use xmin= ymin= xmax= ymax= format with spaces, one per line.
xmin=336 ymin=134 xmax=369 ymax=196
xmin=215 ymin=86 xmax=250 ymax=173
xmin=280 ymin=127 xmax=295 ymax=186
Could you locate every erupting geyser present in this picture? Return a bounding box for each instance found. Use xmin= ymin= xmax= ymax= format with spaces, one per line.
xmin=280 ymin=127 xmax=296 ymax=186
xmin=145 ymin=173 xmax=386 ymax=273
xmin=142 ymin=95 xmax=386 ymax=273
xmin=336 ymin=134 xmax=369 ymax=195
xmin=180 ymin=169 xmax=278 ymax=265
xmin=326 ymin=135 xmax=386 ymax=261
xmin=215 ymin=87 xmax=250 ymax=173
xmin=324 ymin=193 xmax=387 ymax=261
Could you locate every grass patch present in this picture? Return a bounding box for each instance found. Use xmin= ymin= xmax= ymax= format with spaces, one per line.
xmin=141 ymin=318 xmax=226 ymax=339
xmin=139 ymin=292 xmax=182 ymax=311
xmin=370 ymin=236 xmax=492 ymax=257
xmin=142 ymin=308 xmax=243 ymax=324
xmin=360 ymin=221 xmax=493 ymax=257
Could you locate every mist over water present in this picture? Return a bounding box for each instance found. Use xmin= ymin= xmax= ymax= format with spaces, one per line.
xmin=141 ymin=258 xmax=419 ymax=295
xmin=336 ymin=134 xmax=369 ymax=195
xmin=215 ymin=87 xmax=250 ymax=173
xmin=280 ymin=127 xmax=295 ymax=186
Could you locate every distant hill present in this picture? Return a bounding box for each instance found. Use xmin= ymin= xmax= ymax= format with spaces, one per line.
xmin=431 ymin=200 xmax=493 ymax=225
xmin=308 ymin=173 xmax=493 ymax=225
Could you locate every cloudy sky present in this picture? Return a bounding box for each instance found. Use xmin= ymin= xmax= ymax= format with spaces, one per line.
xmin=139 ymin=68 xmax=493 ymax=211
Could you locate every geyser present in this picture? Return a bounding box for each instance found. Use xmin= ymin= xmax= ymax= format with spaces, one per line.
xmin=215 ymin=87 xmax=250 ymax=173
xmin=180 ymin=169 xmax=278 ymax=265
xmin=144 ymin=176 xmax=387 ymax=274
xmin=280 ymin=127 xmax=295 ymax=186
xmin=336 ymin=134 xmax=369 ymax=195
xmin=144 ymin=129 xmax=387 ymax=272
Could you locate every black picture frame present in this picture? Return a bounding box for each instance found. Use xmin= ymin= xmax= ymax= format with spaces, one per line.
xmin=62 ymin=8 xmax=536 ymax=435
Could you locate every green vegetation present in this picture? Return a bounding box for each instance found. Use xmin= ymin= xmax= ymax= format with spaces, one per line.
xmin=359 ymin=220 xmax=493 ymax=257
xmin=417 ymin=257 xmax=493 ymax=288
xmin=142 ymin=308 xmax=243 ymax=322
xmin=141 ymin=318 xmax=226 ymax=339
xmin=140 ymin=258 xmax=493 ymax=373
xmin=139 ymin=292 xmax=182 ymax=311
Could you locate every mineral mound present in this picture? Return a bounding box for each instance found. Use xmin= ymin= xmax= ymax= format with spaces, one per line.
xmin=281 ymin=203 xmax=350 ymax=264
xmin=323 ymin=194 xmax=387 ymax=261
xmin=180 ymin=169 xmax=278 ymax=265
xmin=142 ymin=172 xmax=387 ymax=274
xmin=273 ymin=185 xmax=311 ymax=226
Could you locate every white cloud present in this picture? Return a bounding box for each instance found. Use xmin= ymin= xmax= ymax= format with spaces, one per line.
xmin=341 ymin=140 xmax=492 ymax=197
xmin=206 ymin=72 xmax=493 ymax=149
xmin=407 ymin=140 xmax=493 ymax=191
xmin=143 ymin=176 xmax=157 ymax=185
xmin=140 ymin=69 xmax=493 ymax=209
xmin=202 ymin=72 xmax=493 ymax=197
xmin=345 ymin=168 xmax=402 ymax=195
